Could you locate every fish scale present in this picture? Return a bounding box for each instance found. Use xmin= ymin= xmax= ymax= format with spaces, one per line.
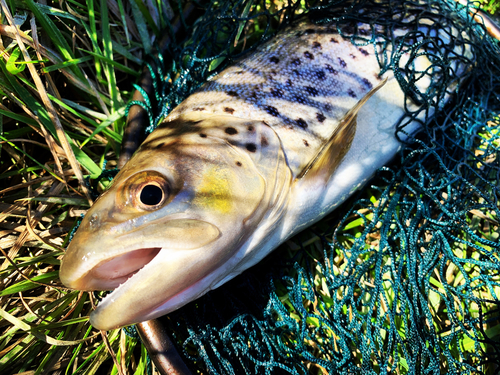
xmin=167 ymin=20 xmax=382 ymax=175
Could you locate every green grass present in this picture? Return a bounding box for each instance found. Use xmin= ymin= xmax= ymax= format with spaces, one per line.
xmin=0 ymin=0 xmax=499 ymax=374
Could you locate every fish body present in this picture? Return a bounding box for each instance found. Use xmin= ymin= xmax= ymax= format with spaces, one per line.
xmin=60 ymin=13 xmax=470 ymax=330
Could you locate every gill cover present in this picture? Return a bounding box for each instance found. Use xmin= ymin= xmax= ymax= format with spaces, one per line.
xmin=60 ymin=114 xmax=289 ymax=330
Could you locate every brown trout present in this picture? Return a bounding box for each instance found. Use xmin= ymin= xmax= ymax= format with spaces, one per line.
xmin=60 ymin=13 xmax=471 ymax=330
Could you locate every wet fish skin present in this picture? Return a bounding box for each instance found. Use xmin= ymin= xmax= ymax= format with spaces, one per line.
xmin=60 ymin=15 xmax=469 ymax=330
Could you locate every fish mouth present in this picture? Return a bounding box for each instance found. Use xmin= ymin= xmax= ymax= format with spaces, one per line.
xmin=78 ymin=247 xmax=162 ymax=291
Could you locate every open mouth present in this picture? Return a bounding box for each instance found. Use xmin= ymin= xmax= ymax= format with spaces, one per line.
xmin=87 ymin=247 xmax=161 ymax=290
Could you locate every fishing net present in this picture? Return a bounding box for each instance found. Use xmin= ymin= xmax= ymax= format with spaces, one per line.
xmin=125 ymin=0 xmax=500 ymax=373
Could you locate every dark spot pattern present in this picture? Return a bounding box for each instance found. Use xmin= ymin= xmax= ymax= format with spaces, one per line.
xmin=287 ymin=79 xmax=293 ymax=86
xmin=227 ymin=91 xmax=239 ymax=97
xmin=236 ymin=161 xmax=242 ymax=167
xmin=291 ymin=58 xmax=301 ymax=66
xmin=270 ymin=88 xmax=284 ymax=98
xmin=248 ymin=125 xmax=255 ymax=131
xmin=350 ymin=54 xmax=356 ymax=59
xmin=199 ymin=133 xmax=207 ymax=138
xmin=251 ymin=92 xmax=258 ymax=99
xmin=359 ymin=48 xmax=369 ymax=56
xmin=362 ymin=78 xmax=373 ymax=89
xmin=316 ymin=113 xmax=326 ymax=123
xmin=348 ymin=89 xmax=357 ymax=98
xmin=324 ymin=103 xmax=333 ymax=111
xmin=304 ymin=51 xmax=314 ymax=60
xmin=296 ymin=118 xmax=308 ymax=128
xmin=270 ymin=56 xmax=279 ymax=63
xmin=294 ymin=95 xmax=307 ymax=104
xmin=330 ymin=38 xmax=338 ymax=43
xmin=261 ymin=136 xmax=269 ymax=147
xmin=305 ymin=86 xmax=319 ymax=96
xmin=325 ymin=64 xmax=337 ymax=74
xmin=224 ymin=107 xmax=235 ymax=114
xmin=316 ymin=70 xmax=326 ymax=80
xmin=338 ymin=58 xmax=347 ymax=68
xmin=225 ymin=127 xmax=238 ymax=135
xmin=312 ymin=41 xmax=322 ymax=49
xmin=246 ymin=143 xmax=257 ymax=152
xmin=375 ymin=74 xmax=383 ymax=80
xmin=303 ymin=139 xmax=310 ymax=147
xmin=194 ymin=107 xmax=205 ymax=111
xmin=292 ymin=69 xmax=301 ymax=77
xmin=265 ymin=106 xmax=280 ymax=117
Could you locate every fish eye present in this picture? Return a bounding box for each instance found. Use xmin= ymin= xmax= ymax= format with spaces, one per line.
xmin=120 ymin=171 xmax=171 ymax=211
xmin=140 ymin=184 xmax=164 ymax=206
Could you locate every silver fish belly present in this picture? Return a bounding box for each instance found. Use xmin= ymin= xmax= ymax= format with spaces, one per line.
xmin=60 ymin=17 xmax=470 ymax=330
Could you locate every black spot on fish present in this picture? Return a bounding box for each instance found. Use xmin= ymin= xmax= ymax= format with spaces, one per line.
xmin=359 ymin=48 xmax=369 ymax=56
xmin=270 ymin=88 xmax=284 ymax=98
xmin=265 ymin=106 xmax=280 ymax=117
xmin=194 ymin=107 xmax=205 ymax=111
xmin=350 ymin=54 xmax=356 ymax=59
xmin=225 ymin=127 xmax=238 ymax=135
xmin=316 ymin=70 xmax=326 ymax=80
xmin=294 ymin=95 xmax=306 ymax=104
xmin=316 ymin=112 xmax=326 ymax=123
xmin=246 ymin=143 xmax=257 ymax=152
xmin=269 ymin=69 xmax=277 ymax=76
xmin=227 ymin=91 xmax=239 ymax=97
xmin=303 ymin=139 xmax=310 ymax=147
xmin=362 ymin=78 xmax=373 ymax=89
xmin=291 ymin=58 xmax=301 ymax=66
xmin=343 ymin=25 xmax=355 ymax=34
xmin=270 ymin=56 xmax=279 ymax=63
xmin=306 ymin=86 xmax=319 ymax=96
xmin=304 ymin=51 xmax=314 ymax=60
xmin=224 ymin=107 xmax=235 ymax=114
xmin=348 ymin=89 xmax=357 ymax=98
xmin=296 ymin=118 xmax=308 ymax=128
xmin=292 ymin=69 xmax=301 ymax=77
xmin=250 ymin=92 xmax=258 ymax=99
xmin=338 ymin=58 xmax=347 ymax=68
xmin=330 ymin=38 xmax=338 ymax=43
xmin=312 ymin=41 xmax=322 ymax=49
xmin=375 ymin=73 xmax=383 ymax=80
xmin=261 ymin=136 xmax=269 ymax=147
xmin=324 ymin=103 xmax=333 ymax=111
xmin=248 ymin=125 xmax=255 ymax=132
xmin=199 ymin=133 xmax=207 ymax=138
xmin=236 ymin=70 xmax=244 ymax=74
xmin=287 ymin=79 xmax=293 ymax=86
xmin=325 ymin=64 xmax=337 ymax=74
xmin=236 ymin=161 xmax=242 ymax=167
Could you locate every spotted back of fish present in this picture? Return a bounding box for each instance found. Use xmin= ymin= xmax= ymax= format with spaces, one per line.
xmin=166 ymin=21 xmax=383 ymax=175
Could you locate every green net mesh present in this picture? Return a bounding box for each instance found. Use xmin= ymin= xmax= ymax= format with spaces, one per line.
xmin=126 ymin=0 xmax=500 ymax=373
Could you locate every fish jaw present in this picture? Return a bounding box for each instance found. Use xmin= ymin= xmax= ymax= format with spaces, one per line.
xmin=88 ymin=242 xmax=231 ymax=330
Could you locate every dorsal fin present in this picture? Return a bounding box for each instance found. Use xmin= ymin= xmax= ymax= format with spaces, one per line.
xmin=296 ymin=77 xmax=388 ymax=181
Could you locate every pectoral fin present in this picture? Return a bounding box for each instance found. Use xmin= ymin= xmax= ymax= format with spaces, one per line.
xmin=297 ymin=77 xmax=388 ymax=181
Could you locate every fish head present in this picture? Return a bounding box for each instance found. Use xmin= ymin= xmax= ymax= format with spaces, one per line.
xmin=60 ymin=114 xmax=269 ymax=330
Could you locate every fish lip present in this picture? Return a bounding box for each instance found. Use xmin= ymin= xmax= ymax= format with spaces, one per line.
xmin=90 ymin=247 xmax=162 ymax=290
